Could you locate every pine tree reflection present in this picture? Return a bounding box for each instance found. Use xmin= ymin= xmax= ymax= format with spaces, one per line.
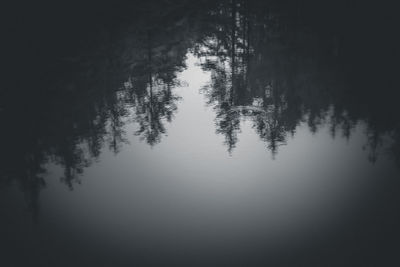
xmin=129 ymin=30 xmax=183 ymax=146
xmin=1 ymin=0 xmax=399 ymax=217
xmin=196 ymin=0 xmax=400 ymax=162
xmin=0 ymin=3 xmax=194 ymax=215
xmin=196 ymin=0 xmax=291 ymax=155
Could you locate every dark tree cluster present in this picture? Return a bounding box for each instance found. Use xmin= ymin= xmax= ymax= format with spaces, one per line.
xmin=1 ymin=0 xmax=399 ymax=216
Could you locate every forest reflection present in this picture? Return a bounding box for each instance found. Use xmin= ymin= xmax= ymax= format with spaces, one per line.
xmin=195 ymin=1 xmax=399 ymax=159
xmin=1 ymin=0 xmax=399 ymax=217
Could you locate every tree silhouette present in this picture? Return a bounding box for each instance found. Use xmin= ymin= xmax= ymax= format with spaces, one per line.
xmin=1 ymin=0 xmax=400 ymax=218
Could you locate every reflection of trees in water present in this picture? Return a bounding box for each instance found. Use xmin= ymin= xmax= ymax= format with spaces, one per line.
xmin=196 ymin=0 xmax=298 ymax=156
xmin=132 ymin=79 xmax=181 ymax=146
xmin=1 ymin=0 xmax=399 ymax=216
xmin=0 ymin=3 xmax=197 ymax=216
xmin=196 ymin=0 xmax=400 ymax=162
xmin=128 ymin=28 xmax=187 ymax=146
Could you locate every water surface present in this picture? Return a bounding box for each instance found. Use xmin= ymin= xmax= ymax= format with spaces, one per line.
xmin=2 ymin=1 xmax=400 ymax=266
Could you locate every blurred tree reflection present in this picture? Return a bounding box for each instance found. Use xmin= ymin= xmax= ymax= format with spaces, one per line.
xmin=1 ymin=0 xmax=399 ymax=217
xmin=196 ymin=0 xmax=400 ymax=162
xmin=0 ymin=1 xmax=198 ymax=216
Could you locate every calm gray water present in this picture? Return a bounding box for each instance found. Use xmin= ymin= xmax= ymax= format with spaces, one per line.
xmin=2 ymin=1 xmax=400 ymax=266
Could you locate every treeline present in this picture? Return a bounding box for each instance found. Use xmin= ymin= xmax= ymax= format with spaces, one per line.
xmin=1 ymin=0 xmax=205 ymax=216
xmin=1 ymin=0 xmax=399 ymax=217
